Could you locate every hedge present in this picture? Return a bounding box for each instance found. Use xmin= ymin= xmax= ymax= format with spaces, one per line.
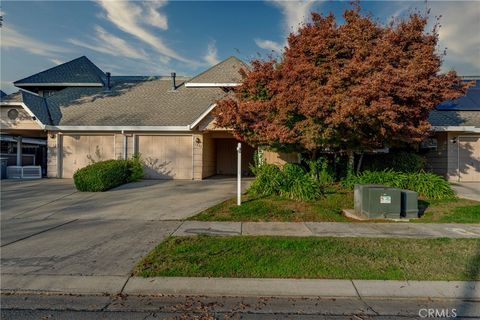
xmin=341 ymin=170 xmax=455 ymax=200
xmin=73 ymin=157 xmax=144 ymax=192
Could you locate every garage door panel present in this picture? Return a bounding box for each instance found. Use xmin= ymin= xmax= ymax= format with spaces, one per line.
xmin=138 ymin=135 xmax=192 ymax=180
xmin=459 ymin=136 xmax=480 ymax=182
xmin=62 ymin=135 xmax=115 ymax=178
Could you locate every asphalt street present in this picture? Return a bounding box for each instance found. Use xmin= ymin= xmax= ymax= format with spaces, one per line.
xmin=1 ymin=293 xmax=479 ymax=319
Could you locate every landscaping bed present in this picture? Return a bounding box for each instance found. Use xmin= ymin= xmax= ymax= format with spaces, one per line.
xmin=190 ymin=191 xmax=480 ymax=223
xmin=134 ymin=236 xmax=480 ymax=281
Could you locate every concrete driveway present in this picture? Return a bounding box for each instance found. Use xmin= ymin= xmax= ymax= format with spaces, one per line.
xmin=1 ymin=178 xmax=248 ymax=276
xmin=451 ymin=182 xmax=480 ymax=202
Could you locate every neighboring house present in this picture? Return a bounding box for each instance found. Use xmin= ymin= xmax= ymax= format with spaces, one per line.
xmin=0 ymin=56 xmax=257 ymax=179
xmin=424 ymin=79 xmax=480 ymax=182
xmin=1 ymin=56 xmax=479 ymax=181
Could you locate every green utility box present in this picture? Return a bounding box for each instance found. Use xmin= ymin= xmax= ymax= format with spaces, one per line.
xmin=355 ymin=184 xmax=401 ymax=219
xmin=401 ymin=189 xmax=419 ymax=219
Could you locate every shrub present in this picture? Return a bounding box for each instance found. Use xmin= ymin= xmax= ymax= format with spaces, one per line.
xmin=341 ymin=169 xmax=455 ymax=200
xmin=361 ymin=152 xmax=425 ymax=173
xmin=128 ymin=154 xmax=144 ymax=181
xmin=307 ymin=157 xmax=335 ymax=185
xmin=74 ymin=160 xmax=130 ymax=192
xmin=74 ymin=157 xmax=145 ymax=192
xmin=249 ymin=163 xmax=323 ymax=201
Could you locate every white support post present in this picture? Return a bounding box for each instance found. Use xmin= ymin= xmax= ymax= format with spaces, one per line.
xmin=237 ymin=142 xmax=242 ymax=206
xmin=16 ymin=137 xmax=22 ymax=166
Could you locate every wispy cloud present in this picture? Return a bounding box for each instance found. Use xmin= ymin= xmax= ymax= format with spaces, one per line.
xmin=255 ymin=0 xmax=315 ymax=53
xmin=1 ymin=24 xmax=68 ymax=57
xmin=49 ymin=58 xmax=64 ymax=65
xmin=95 ymin=0 xmax=192 ymax=64
xmin=204 ymin=40 xmax=220 ymax=66
xmin=270 ymin=0 xmax=315 ymax=34
xmin=431 ymin=2 xmax=480 ymax=74
xmin=68 ymin=26 xmax=148 ymax=61
xmin=255 ymin=38 xmax=283 ymax=53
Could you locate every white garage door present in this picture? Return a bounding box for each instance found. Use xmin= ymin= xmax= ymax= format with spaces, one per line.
xmin=459 ymin=136 xmax=480 ymax=182
xmin=137 ymin=135 xmax=192 ymax=179
xmin=62 ymin=134 xmax=115 ymax=178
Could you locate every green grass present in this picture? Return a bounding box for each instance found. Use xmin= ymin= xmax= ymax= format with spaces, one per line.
xmin=134 ymin=236 xmax=480 ymax=281
xmin=191 ymin=191 xmax=352 ymax=222
xmin=416 ymin=198 xmax=480 ymax=223
xmin=191 ymin=187 xmax=479 ymax=223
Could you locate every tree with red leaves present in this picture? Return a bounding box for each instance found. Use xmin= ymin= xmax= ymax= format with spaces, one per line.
xmin=214 ymin=4 xmax=467 ymax=168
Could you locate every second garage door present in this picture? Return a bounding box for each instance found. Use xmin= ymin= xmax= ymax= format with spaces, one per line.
xmin=137 ymin=135 xmax=192 ymax=179
xmin=62 ymin=134 xmax=115 ymax=178
xmin=459 ymin=136 xmax=480 ymax=182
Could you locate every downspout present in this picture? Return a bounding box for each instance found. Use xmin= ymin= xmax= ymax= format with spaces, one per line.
xmin=56 ymin=133 xmax=62 ymax=178
xmin=122 ymin=130 xmax=127 ymax=160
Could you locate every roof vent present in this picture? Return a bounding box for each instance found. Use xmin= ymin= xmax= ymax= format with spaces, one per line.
xmin=171 ymin=72 xmax=176 ymax=91
xmin=105 ymin=72 xmax=111 ymax=91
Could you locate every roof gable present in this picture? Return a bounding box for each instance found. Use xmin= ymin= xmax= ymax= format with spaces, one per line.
xmin=186 ymin=56 xmax=248 ymax=86
xmin=14 ymin=56 xmax=106 ymax=87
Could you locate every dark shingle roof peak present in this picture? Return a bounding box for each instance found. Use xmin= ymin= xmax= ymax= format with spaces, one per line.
xmin=14 ymin=56 xmax=106 ymax=86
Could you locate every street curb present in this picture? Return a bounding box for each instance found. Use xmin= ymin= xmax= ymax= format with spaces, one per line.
xmin=2 ymin=275 xmax=479 ymax=300
xmin=124 ymin=277 xmax=480 ymax=300
xmin=0 ymin=274 xmax=128 ymax=295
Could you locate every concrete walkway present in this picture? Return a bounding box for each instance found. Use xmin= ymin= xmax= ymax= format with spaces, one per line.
xmin=452 ymin=182 xmax=480 ymax=201
xmin=172 ymin=221 xmax=480 ymax=238
xmin=1 ymin=274 xmax=478 ymax=300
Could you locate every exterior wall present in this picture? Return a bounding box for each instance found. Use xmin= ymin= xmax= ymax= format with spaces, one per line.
xmin=263 ymin=150 xmax=300 ymax=166
xmin=114 ymin=133 xmax=134 ymax=160
xmin=193 ymin=133 xmax=202 ymax=180
xmin=424 ymin=132 xmax=448 ymax=177
xmin=202 ymin=135 xmax=216 ymax=179
xmin=47 ymin=133 xmax=58 ymax=178
xmin=0 ymin=105 xmax=42 ymax=130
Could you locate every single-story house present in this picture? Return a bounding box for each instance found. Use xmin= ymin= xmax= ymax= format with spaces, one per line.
xmin=1 ymin=56 xmax=479 ymax=181
xmin=424 ymin=79 xmax=480 ymax=182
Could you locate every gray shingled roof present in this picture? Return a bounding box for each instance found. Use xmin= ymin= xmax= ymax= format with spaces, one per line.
xmin=21 ymin=91 xmax=52 ymax=125
xmin=0 ymin=91 xmax=23 ymax=103
xmin=429 ymin=110 xmax=480 ymax=127
xmin=14 ymin=56 xmax=105 ymax=85
xmin=187 ymin=56 xmax=248 ymax=84
xmin=45 ymin=78 xmax=228 ymax=126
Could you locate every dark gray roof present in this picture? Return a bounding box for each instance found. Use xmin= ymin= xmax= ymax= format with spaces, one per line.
xmin=14 ymin=56 xmax=105 ymax=86
xmin=21 ymin=91 xmax=52 ymax=125
xmin=429 ymin=110 xmax=480 ymax=127
xmin=187 ymin=56 xmax=248 ymax=84
xmin=0 ymin=91 xmax=23 ymax=103
xmin=0 ymin=90 xmax=6 ymax=98
xmin=44 ymin=78 xmax=228 ymax=126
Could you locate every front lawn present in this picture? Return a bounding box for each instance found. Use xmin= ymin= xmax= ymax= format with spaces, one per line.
xmin=190 ymin=189 xmax=480 ymax=223
xmin=134 ymin=236 xmax=480 ymax=281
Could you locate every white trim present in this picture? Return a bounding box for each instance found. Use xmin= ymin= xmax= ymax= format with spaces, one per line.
xmin=44 ymin=125 xmax=191 ymax=131
xmin=14 ymin=83 xmax=103 ymax=87
xmin=184 ymin=83 xmax=240 ymax=88
xmin=431 ymin=126 xmax=480 ymax=133
xmin=189 ymin=104 xmax=217 ymax=129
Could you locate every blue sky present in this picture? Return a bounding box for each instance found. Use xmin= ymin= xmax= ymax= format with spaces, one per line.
xmin=1 ymin=1 xmax=479 ymax=93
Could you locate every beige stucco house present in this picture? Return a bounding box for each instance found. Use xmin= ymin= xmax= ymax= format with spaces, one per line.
xmin=1 ymin=56 xmax=261 ymax=179
xmin=1 ymin=56 xmax=479 ymax=181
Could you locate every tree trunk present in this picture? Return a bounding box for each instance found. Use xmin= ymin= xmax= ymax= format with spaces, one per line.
xmin=356 ymin=153 xmax=364 ymax=174
xmin=347 ymin=151 xmax=354 ymax=176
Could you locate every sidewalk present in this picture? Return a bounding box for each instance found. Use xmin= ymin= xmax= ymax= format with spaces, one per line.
xmin=1 ymin=274 xmax=478 ymax=300
xmin=173 ymin=221 xmax=480 ymax=238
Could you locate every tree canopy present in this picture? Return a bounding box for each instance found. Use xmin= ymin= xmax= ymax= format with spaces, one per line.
xmin=214 ymin=4 xmax=468 ymax=157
